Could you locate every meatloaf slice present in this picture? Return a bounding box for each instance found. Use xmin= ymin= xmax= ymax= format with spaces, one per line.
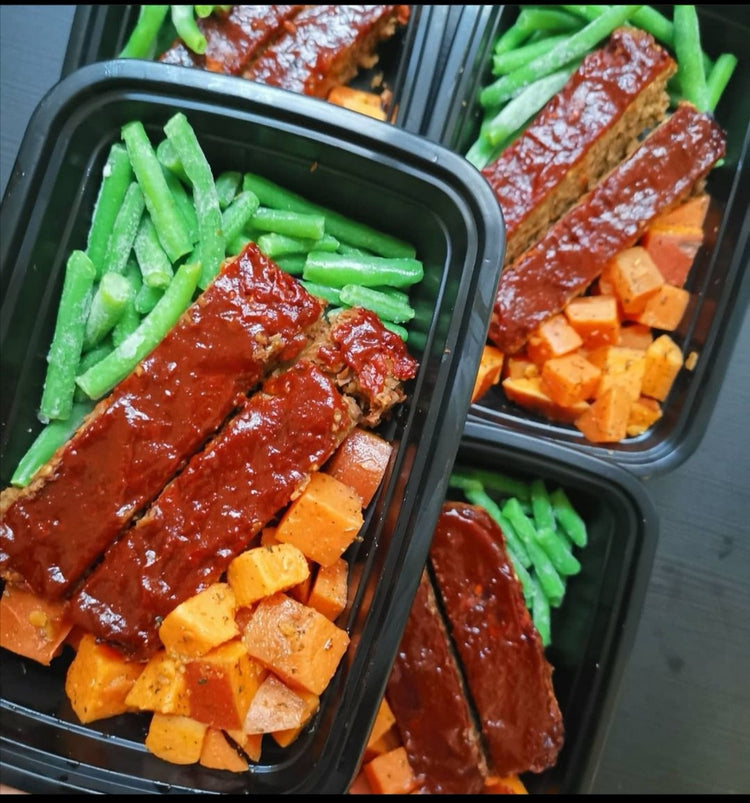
xmin=0 ymin=243 xmax=324 ymax=599
xmin=488 ymin=102 xmax=727 ymax=355
xmin=243 ymin=5 xmax=411 ymax=98
xmin=482 ymin=26 xmax=676 ymax=266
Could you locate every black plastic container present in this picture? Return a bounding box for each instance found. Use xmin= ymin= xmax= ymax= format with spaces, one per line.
xmin=422 ymin=4 xmax=750 ymax=477
xmin=60 ymin=4 xmax=441 ymax=136
xmin=440 ymin=422 xmax=659 ymax=795
xmin=0 ymin=60 xmax=505 ymax=794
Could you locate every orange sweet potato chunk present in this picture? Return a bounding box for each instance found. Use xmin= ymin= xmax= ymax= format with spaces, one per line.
xmin=275 ymin=471 xmax=364 ymax=566
xmin=243 ymin=673 xmax=317 ymax=735
xmin=641 ymin=334 xmax=684 ymax=401
xmin=541 ymin=352 xmax=602 ymax=407
xmin=526 ymin=314 xmax=583 ymax=366
xmin=630 ymin=283 xmax=690 ymax=331
xmin=485 ymin=774 xmax=528 ymax=794
xmin=574 ymin=384 xmax=632 ymax=443
xmin=587 ymin=345 xmax=646 ymax=402
xmin=471 ymin=344 xmax=505 ymax=403
xmin=564 ymin=294 xmax=620 ymax=348
xmin=324 ymin=427 xmax=393 ymax=508
xmin=227 ymin=543 xmax=310 ymax=607
xmin=0 ymin=583 xmax=72 ymax=666
xmin=125 ymin=650 xmax=191 ymax=715
xmin=640 ymin=228 xmax=702 ymax=288
xmin=605 ymin=246 xmax=665 ymax=315
xmin=271 ymin=686 xmax=320 ymax=748
xmin=363 ymin=746 xmax=418 ymax=795
xmin=618 ymin=322 xmax=653 ymax=351
xmin=307 ymin=557 xmax=348 ymax=621
xmin=241 ymin=593 xmax=350 ymax=695
xmin=627 ymin=396 xmax=663 ymax=437
xmin=145 ymin=713 xmax=207 ymax=765
xmin=199 ymin=727 xmax=249 ymax=773
xmin=225 ymin=729 xmax=263 ymax=762
xmin=502 ymin=376 xmax=589 ymax=424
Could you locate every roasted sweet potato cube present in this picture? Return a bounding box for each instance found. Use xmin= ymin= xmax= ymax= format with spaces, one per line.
xmin=271 ymin=686 xmax=320 ymax=748
xmin=225 ymin=729 xmax=263 ymax=762
xmin=363 ymin=746 xmax=418 ymax=795
xmin=471 ymin=344 xmax=505 ymax=403
xmin=502 ymin=376 xmax=589 ymax=424
xmin=243 ymin=673 xmax=316 ymax=734
xmin=564 ymin=294 xmax=620 ymax=348
xmin=640 ymin=227 xmax=703 ymax=287
xmin=125 ymin=650 xmax=190 ymax=715
xmin=0 ymin=583 xmax=72 ymax=666
xmin=185 ymin=639 xmax=267 ymax=730
xmin=526 ymin=314 xmax=583 ymax=366
xmin=627 ymin=396 xmax=663 ymax=437
xmin=199 ymin=727 xmax=249 ymax=773
xmin=503 ymin=352 xmax=539 ymax=380
xmin=275 ymin=471 xmax=364 ymax=566
xmin=541 ymin=352 xmax=602 ymax=407
xmin=64 ymin=633 xmax=143 ymax=724
xmin=641 ymin=334 xmax=684 ymax=401
xmin=227 ymin=543 xmax=310 ymax=607
xmin=630 ymin=283 xmax=690 ymax=331
xmin=618 ymin=322 xmax=653 ymax=351
xmin=324 ymin=427 xmax=393 ymax=508
xmin=605 ymin=246 xmax=665 ymax=314
xmin=587 ymin=345 xmax=646 ymax=402
xmin=367 ymin=698 xmax=396 ymax=750
xmin=241 ymin=593 xmax=350 ymax=695
xmin=485 ymin=774 xmax=528 ymax=794
xmin=307 ymin=557 xmax=348 ymax=621
xmin=574 ymin=384 xmax=632 ymax=443
xmin=145 ymin=713 xmax=207 ymax=765
xmin=159 ymin=582 xmax=239 ymax=658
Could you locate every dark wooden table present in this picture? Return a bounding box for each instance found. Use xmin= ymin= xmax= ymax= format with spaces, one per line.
xmin=1 ymin=5 xmax=748 ymax=794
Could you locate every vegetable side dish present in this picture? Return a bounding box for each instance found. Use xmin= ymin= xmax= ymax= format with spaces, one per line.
xmin=467 ymin=5 xmax=736 ymax=444
xmin=0 ymin=110 xmax=425 ymax=771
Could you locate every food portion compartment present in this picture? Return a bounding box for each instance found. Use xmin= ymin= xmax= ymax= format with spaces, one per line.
xmin=61 ymin=4 xmax=442 ymax=133
xmin=350 ymin=421 xmax=659 ymax=794
xmin=422 ymin=4 xmax=750 ymax=475
xmin=0 ymin=60 xmax=505 ymax=794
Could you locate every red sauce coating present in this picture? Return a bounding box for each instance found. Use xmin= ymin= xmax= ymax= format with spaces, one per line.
xmin=386 ymin=571 xmax=488 ymax=794
xmin=481 ymin=27 xmax=675 ymax=242
xmin=429 ymin=502 xmax=564 ymax=776
xmin=70 ymin=361 xmax=357 ymax=659
xmin=245 ymin=5 xmax=410 ymax=98
xmin=489 ymin=103 xmax=727 ymax=354
xmin=0 ymin=243 xmax=323 ymax=598
xmin=159 ymin=6 xmax=304 ymax=75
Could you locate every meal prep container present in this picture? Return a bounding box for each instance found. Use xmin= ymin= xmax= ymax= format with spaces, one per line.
xmin=445 ymin=422 xmax=659 ymax=795
xmin=420 ymin=4 xmax=750 ymax=477
xmin=0 ymin=59 xmax=506 ymax=794
xmin=61 ymin=4 xmax=442 ymax=136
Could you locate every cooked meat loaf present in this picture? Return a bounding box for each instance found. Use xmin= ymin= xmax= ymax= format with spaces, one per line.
xmin=482 ymin=27 xmax=676 ymax=266
xmin=488 ymin=102 xmax=727 ymax=355
xmin=0 ymin=243 xmax=324 ymax=599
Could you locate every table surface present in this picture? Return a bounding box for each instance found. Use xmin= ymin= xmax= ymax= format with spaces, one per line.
xmin=1 ymin=5 xmax=748 ymax=795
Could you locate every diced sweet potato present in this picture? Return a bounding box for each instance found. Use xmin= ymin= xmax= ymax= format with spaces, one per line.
xmin=651 ymin=193 xmax=710 ymax=230
xmin=617 ymin=322 xmax=653 ymax=351
xmin=0 ymin=583 xmax=72 ymax=666
xmin=502 ymin=376 xmax=589 ymax=424
xmin=185 ymin=639 xmax=267 ymax=730
xmin=227 ymin=543 xmax=310 ymax=608
xmin=363 ymin=746 xmax=418 ymax=795
xmin=363 ymin=729 xmax=402 ymax=763
xmin=350 ymin=771 xmax=376 ymax=794
xmin=225 ymin=729 xmax=263 ymax=762
xmin=574 ymin=384 xmax=632 ymax=443
xmin=484 ymin=774 xmax=528 ymax=794
xmin=243 ymin=673 xmax=314 ymax=734
xmin=587 ymin=345 xmax=646 ymax=402
xmin=159 ymin=582 xmax=239 ymax=658
xmin=324 ymin=427 xmax=393 ymax=508
xmin=367 ymin=699 xmax=396 ymax=750
xmin=564 ymin=294 xmax=620 ymax=348
xmin=641 ymin=334 xmax=684 ymax=401
xmin=241 ymin=593 xmax=350 ymax=695
xmin=307 ymin=557 xmax=348 ymax=621
xmin=64 ymin=633 xmax=143 ymax=723
xmin=540 ymin=353 xmax=602 ymax=407
xmin=125 ymin=650 xmax=191 ymax=715
xmin=640 ymin=227 xmax=703 ymax=287
xmin=471 ymin=344 xmax=505 ymax=403
xmin=604 ymin=246 xmax=665 ymax=314
xmin=503 ymin=352 xmax=539 ymax=380
xmin=630 ymin=283 xmax=690 ymax=331
xmin=271 ymin=686 xmax=320 ymax=748
xmin=525 ymin=314 xmax=583 ymax=366
xmin=275 ymin=471 xmax=364 ymax=567
xmin=627 ymin=396 xmax=663 ymax=437
xmin=327 ymin=85 xmax=387 ymax=120
xmin=145 ymin=712 xmax=207 ymax=765
xmin=199 ymin=727 xmax=249 ymax=773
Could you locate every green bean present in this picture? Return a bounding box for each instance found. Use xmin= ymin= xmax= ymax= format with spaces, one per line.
xmin=303 ymin=251 xmax=423 ymax=289
xmin=119 ymin=5 xmax=169 ymax=59
xmin=273 ymin=254 xmax=306 ymax=276
xmin=516 ymin=7 xmax=584 ymax=36
xmin=221 ymin=191 xmax=261 ymax=248
xmin=535 ymin=525 xmax=582 ymax=576
xmin=122 ymin=120 xmax=193 ymax=264
xmin=134 ymin=215 xmax=174 ymax=289
xmin=77 ymin=261 xmax=201 ymax=400
xmin=111 ymin=259 xmax=143 ymax=348
xmin=83 ymin=272 xmax=134 ymax=351
xmin=492 ymin=33 xmax=571 ymax=76
xmin=226 ymin=234 xmax=254 ymax=258
xmin=39 ymin=251 xmax=97 ymax=422
xmin=135 ymin=283 xmax=164 ymax=315
xmin=480 ymin=5 xmax=640 ymax=108
xmin=451 ymin=466 xmax=531 ymax=501
xmin=194 ymin=6 xmax=216 ymax=19
xmin=550 ymin=487 xmax=588 ymax=547
xmin=250 ymin=207 xmax=327 ymax=240
xmin=562 ymin=5 xmax=673 ymax=47
xmin=214 ymin=170 xmax=242 ymax=209
xmin=156 ymin=138 xmax=190 ymax=185
xmin=258 ymin=232 xmax=339 ymax=260
xmin=706 ymin=53 xmax=738 ymax=114
xmin=242 ymin=172 xmax=416 ymax=258
xmin=483 ymin=65 xmax=577 ymax=146
xmin=673 ymin=5 xmax=709 ymax=111
xmin=493 ymin=19 xmax=534 ymax=56
xmin=85 ymin=143 xmax=133 ymax=279
xmin=162 ymin=167 xmax=199 ymax=243
xmin=530 ymin=478 xmax=556 ymax=532
xmin=503 ymin=497 xmax=565 ymax=607
xmin=171 ymin=4 xmax=207 ymax=54
xmin=101 ymin=181 xmax=145 ymax=277
xmin=530 ymin=574 xmax=552 ymax=647
xmin=164 ymin=112 xmax=225 ymax=288
xmin=465 ymin=129 xmax=505 ymax=170
xmin=381 ymin=320 xmax=409 ymax=342
xmin=339 ymin=284 xmax=415 ymax=324
xmin=299 ymin=280 xmax=341 ymax=306
xmin=10 ymin=401 xmax=95 ymax=488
